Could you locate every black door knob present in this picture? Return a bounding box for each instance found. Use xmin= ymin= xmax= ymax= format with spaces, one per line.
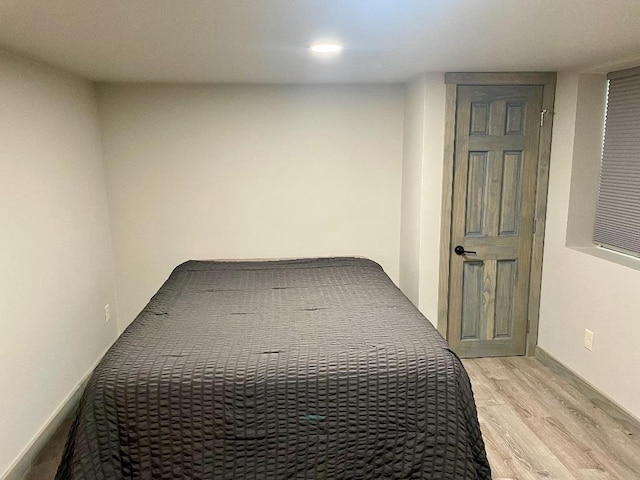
xmin=454 ymin=245 xmax=477 ymax=256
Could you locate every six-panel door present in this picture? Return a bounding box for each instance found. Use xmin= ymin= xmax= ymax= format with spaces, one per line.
xmin=448 ymin=85 xmax=543 ymax=357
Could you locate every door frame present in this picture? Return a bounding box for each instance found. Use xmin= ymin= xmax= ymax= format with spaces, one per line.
xmin=437 ymin=72 xmax=556 ymax=356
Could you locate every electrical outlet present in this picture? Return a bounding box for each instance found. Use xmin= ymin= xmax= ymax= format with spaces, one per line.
xmin=584 ymin=329 xmax=594 ymax=351
xmin=105 ymin=304 xmax=111 ymax=323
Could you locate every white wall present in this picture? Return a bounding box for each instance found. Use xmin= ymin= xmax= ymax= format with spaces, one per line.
xmin=97 ymin=83 xmax=405 ymax=328
xmin=417 ymin=74 xmax=446 ymax=324
xmin=399 ymin=73 xmax=446 ymax=324
xmin=399 ymin=75 xmax=427 ymax=306
xmin=0 ymin=50 xmax=118 ymax=477
xmin=538 ymin=70 xmax=640 ymax=419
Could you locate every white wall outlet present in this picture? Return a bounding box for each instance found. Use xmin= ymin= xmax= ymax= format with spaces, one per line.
xmin=104 ymin=304 xmax=111 ymax=323
xmin=584 ymin=329 xmax=594 ymax=351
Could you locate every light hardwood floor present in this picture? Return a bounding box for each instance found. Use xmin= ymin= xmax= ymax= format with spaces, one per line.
xmin=464 ymin=357 xmax=640 ymax=480
xmin=21 ymin=357 xmax=640 ymax=479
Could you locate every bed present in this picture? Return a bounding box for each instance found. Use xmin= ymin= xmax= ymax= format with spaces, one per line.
xmin=56 ymin=257 xmax=490 ymax=479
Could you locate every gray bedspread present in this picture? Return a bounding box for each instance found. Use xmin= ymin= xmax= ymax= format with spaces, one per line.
xmin=56 ymin=257 xmax=490 ymax=479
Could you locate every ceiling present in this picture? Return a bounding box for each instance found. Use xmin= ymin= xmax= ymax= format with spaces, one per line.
xmin=1 ymin=0 xmax=639 ymax=83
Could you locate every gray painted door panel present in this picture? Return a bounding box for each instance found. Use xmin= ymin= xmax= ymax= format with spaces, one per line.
xmin=449 ymin=85 xmax=543 ymax=358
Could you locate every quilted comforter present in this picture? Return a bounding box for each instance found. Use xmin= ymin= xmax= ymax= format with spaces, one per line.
xmin=57 ymin=257 xmax=490 ymax=479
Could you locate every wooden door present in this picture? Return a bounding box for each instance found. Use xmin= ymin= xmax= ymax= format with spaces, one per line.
xmin=448 ymin=85 xmax=543 ymax=357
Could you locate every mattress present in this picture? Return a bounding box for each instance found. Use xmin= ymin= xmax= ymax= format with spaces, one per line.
xmin=56 ymin=257 xmax=490 ymax=479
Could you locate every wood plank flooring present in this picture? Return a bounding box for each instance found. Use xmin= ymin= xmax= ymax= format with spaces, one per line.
xmin=464 ymin=357 xmax=640 ymax=480
xmin=20 ymin=357 xmax=640 ymax=479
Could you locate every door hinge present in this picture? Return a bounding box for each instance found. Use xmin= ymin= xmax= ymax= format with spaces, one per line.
xmin=540 ymin=109 xmax=553 ymax=127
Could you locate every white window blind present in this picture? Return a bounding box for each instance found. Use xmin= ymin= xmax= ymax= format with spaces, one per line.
xmin=593 ymin=67 xmax=640 ymax=256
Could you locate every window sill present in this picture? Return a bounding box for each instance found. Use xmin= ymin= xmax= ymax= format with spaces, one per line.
xmin=568 ymin=245 xmax=640 ymax=272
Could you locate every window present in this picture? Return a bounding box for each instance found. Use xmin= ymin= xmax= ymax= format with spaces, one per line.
xmin=593 ymin=67 xmax=640 ymax=257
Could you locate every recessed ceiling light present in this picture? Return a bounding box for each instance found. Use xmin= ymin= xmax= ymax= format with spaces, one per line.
xmin=309 ymin=42 xmax=344 ymax=54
